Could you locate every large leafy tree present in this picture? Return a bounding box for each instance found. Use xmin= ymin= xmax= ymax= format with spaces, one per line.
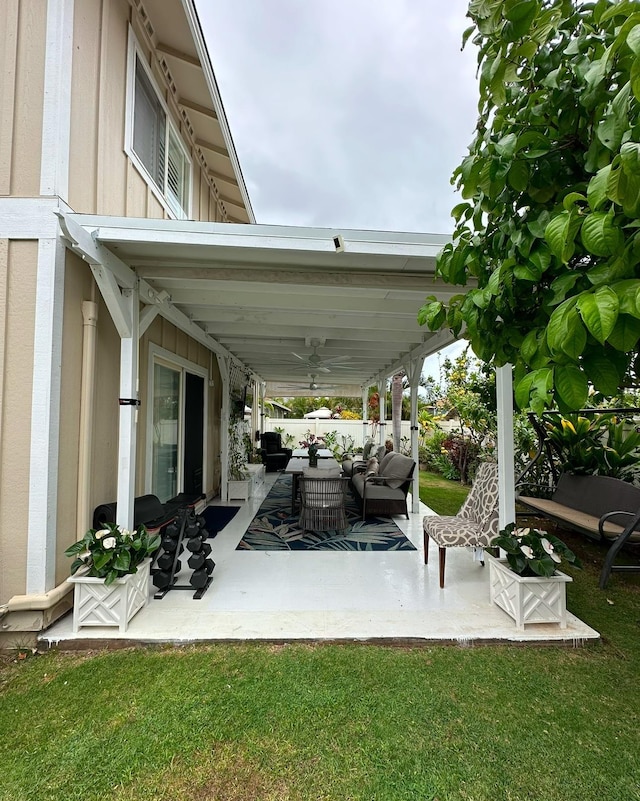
xmin=420 ymin=0 xmax=640 ymax=413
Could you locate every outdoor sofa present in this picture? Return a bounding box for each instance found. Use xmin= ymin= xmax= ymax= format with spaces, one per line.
xmin=351 ymin=451 xmax=415 ymax=519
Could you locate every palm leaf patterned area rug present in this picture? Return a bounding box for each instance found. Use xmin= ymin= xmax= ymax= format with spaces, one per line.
xmin=237 ymin=474 xmax=417 ymax=551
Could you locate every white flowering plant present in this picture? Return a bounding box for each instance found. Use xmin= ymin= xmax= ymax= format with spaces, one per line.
xmin=65 ymin=522 xmax=160 ymax=585
xmin=491 ymin=523 xmax=582 ymax=578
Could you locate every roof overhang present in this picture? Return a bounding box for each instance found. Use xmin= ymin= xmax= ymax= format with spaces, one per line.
xmin=63 ymin=214 xmax=461 ymax=395
xmin=140 ymin=0 xmax=254 ymax=223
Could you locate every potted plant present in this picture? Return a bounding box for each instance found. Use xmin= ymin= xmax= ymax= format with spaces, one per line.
xmin=65 ymin=522 xmax=160 ymax=632
xmin=487 ymin=524 xmax=582 ymax=630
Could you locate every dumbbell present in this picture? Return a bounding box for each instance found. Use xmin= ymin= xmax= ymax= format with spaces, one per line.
xmin=161 ymin=533 xmax=179 ymax=552
xmin=187 ymin=544 xmax=211 ymax=570
xmin=164 ymin=521 xmax=180 ymax=538
xmin=189 ymin=558 xmax=215 ymax=588
xmin=185 ymin=520 xmax=200 ymax=538
xmin=153 ymin=570 xmax=173 ymax=589
xmin=186 ymin=535 xmax=205 ymax=552
xmin=157 ymin=553 xmax=181 ymax=572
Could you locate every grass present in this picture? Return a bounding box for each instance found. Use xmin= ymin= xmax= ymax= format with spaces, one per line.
xmin=419 ymin=470 xmax=470 ymax=515
xmin=1 ymin=479 xmax=640 ymax=800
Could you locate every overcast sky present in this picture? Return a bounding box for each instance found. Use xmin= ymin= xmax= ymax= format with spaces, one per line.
xmin=194 ymin=1 xmax=479 ymax=376
xmin=195 ymin=0 xmax=479 ymax=235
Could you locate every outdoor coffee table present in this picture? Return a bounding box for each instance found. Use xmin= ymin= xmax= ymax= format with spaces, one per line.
xmin=284 ymin=456 xmax=341 ymax=514
xmin=291 ymin=448 xmax=334 ymax=458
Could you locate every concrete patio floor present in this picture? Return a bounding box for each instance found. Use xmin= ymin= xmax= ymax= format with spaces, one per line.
xmin=42 ymin=474 xmax=599 ymax=648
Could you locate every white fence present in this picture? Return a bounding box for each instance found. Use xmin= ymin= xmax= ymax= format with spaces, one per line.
xmin=263 ymin=416 xmax=461 ymax=451
xmin=264 ymin=418 xmax=412 ymax=451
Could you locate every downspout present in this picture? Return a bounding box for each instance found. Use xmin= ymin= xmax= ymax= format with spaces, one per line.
xmin=77 ymin=299 xmax=98 ymax=537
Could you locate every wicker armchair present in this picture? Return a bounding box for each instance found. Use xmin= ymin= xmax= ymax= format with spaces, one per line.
xmin=299 ymin=476 xmax=349 ymax=533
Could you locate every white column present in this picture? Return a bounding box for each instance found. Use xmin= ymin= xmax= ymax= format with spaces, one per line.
xmin=496 ymin=363 xmax=516 ymax=529
xmin=361 ymin=387 xmax=369 ymax=447
xmin=116 ymin=287 xmax=140 ymax=530
xmin=405 ymin=357 xmax=423 ymax=514
xmin=216 ymin=355 xmax=230 ymax=501
xmin=26 ymin=237 xmax=65 ymax=593
xmin=377 ymin=380 xmax=387 ymax=447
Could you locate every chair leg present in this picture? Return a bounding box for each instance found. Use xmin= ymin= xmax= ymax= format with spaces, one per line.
xmin=439 ymin=547 xmax=446 ymax=588
xmin=423 ymin=530 xmax=429 ymax=564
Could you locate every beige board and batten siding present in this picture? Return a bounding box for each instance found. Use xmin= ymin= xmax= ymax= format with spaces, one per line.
xmin=0 ymin=0 xmax=46 ymax=197
xmin=0 ymin=241 xmax=37 ymax=605
xmin=69 ymin=0 xmax=227 ymax=221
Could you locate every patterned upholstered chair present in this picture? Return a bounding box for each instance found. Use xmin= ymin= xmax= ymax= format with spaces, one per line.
xmin=422 ymin=462 xmax=500 ymax=587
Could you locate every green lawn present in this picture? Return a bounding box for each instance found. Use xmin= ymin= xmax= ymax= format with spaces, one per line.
xmin=419 ymin=470 xmax=470 ymax=515
xmin=1 ymin=481 xmax=640 ymax=800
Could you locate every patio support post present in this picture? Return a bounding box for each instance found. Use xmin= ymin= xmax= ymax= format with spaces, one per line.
xmin=116 ymin=285 xmax=140 ymax=531
xmin=377 ymin=379 xmax=387 ymax=447
xmin=251 ymin=378 xmax=259 ymax=443
xmin=496 ymin=363 xmax=516 ymax=529
xmin=404 ymin=356 xmax=424 ymax=514
xmin=216 ymin=355 xmax=230 ymax=501
xmin=259 ymin=381 xmax=266 ymax=437
xmin=361 ymin=386 xmax=369 ymax=447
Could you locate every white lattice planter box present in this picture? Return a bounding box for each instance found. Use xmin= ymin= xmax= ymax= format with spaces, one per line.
xmin=67 ymin=558 xmax=152 ymax=633
xmin=487 ymin=554 xmax=572 ymax=630
xmin=227 ymin=478 xmax=250 ymax=501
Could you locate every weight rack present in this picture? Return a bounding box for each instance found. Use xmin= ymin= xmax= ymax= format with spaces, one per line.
xmin=152 ymin=507 xmax=214 ymax=600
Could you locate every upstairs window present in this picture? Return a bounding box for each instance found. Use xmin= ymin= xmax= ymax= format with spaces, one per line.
xmin=126 ymin=35 xmax=191 ymax=219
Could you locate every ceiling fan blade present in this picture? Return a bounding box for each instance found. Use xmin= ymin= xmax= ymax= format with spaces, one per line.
xmin=319 ymin=355 xmax=352 ymax=365
xmin=291 ymin=352 xmax=308 ymax=362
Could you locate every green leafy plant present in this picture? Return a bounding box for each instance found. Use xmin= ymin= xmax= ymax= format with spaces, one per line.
xmin=492 ymin=523 xmax=582 ymax=578
xmin=65 ymin=522 xmax=160 ymax=586
xmin=544 ymin=412 xmax=640 ymax=480
xmin=419 ymin=0 xmax=640 ymax=412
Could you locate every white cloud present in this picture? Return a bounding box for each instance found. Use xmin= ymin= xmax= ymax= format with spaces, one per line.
xmin=196 ymin=0 xmax=479 ymax=233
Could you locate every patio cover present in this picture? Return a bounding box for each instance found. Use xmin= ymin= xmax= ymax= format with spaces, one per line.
xmin=59 ymin=214 xmax=519 ymax=528
xmin=61 ymin=215 xmax=459 ymax=392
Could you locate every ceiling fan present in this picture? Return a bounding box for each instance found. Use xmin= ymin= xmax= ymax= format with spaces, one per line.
xmin=280 ymin=375 xmax=341 ymax=392
xmin=289 ymin=338 xmax=353 ymax=373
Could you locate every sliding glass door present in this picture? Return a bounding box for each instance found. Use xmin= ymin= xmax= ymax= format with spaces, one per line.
xmin=149 ymin=353 xmax=206 ymax=503
xmin=151 ymin=362 xmax=181 ymax=502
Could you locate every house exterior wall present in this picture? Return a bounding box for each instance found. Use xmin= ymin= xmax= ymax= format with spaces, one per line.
xmin=0 ymin=240 xmax=38 ymax=604
xmin=68 ymin=0 xmax=227 ymax=222
xmin=0 ymin=1 xmax=47 ymax=197
xmin=0 ymin=0 xmax=236 ymax=623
